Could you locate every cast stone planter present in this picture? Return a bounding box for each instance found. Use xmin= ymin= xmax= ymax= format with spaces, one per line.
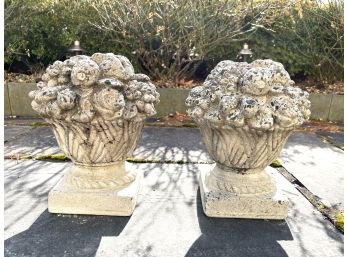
xmin=29 ymin=53 xmax=160 ymax=216
xmin=186 ymin=59 xmax=311 ymax=219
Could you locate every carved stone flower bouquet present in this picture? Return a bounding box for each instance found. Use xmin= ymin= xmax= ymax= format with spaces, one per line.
xmin=29 ymin=53 xmax=159 ymax=216
xmin=186 ymin=60 xmax=310 ymax=219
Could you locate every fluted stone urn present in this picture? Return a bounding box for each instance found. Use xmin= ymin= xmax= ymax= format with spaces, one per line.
xmin=29 ymin=53 xmax=160 ymax=216
xmin=186 ymin=60 xmax=310 ymax=219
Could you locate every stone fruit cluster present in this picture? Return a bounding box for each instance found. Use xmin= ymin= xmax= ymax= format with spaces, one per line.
xmin=29 ymin=53 xmax=160 ymax=123
xmin=186 ymin=59 xmax=310 ymax=130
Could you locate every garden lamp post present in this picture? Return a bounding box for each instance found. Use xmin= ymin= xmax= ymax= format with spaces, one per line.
xmin=67 ymin=40 xmax=84 ymax=56
xmin=237 ymin=43 xmax=253 ymax=62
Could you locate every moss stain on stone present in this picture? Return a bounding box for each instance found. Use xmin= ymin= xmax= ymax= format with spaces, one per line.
xmin=335 ymin=212 xmax=344 ymax=233
xmin=35 ymin=153 xmax=69 ymax=161
xmin=270 ymin=159 xmax=282 ymax=168
xmin=31 ymin=121 xmax=49 ymax=127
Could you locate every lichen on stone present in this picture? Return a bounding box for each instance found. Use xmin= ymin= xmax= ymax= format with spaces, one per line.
xmin=186 ymin=59 xmax=311 ymax=130
xmin=335 ymin=211 xmax=344 ymax=232
xmin=29 ymin=53 xmax=160 ymax=123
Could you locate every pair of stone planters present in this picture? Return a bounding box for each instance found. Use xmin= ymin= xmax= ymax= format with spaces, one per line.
xmin=29 ymin=54 xmax=310 ymax=219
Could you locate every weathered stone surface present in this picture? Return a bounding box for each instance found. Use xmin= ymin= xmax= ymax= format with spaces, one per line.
xmin=4 ymin=160 xmax=344 ymax=257
xmin=186 ymin=60 xmax=310 ymax=129
xmin=187 ymin=59 xmax=310 ymax=219
xmin=28 ymin=53 xmax=159 ymax=216
xmin=200 ymin=166 xmax=288 ymax=219
xmin=48 ymin=163 xmax=143 ymax=216
xmin=29 ymin=54 xmax=159 ymax=163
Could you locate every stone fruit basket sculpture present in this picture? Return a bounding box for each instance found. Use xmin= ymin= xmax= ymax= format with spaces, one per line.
xmin=29 ymin=53 xmax=160 ymax=216
xmin=186 ymin=59 xmax=310 ymax=219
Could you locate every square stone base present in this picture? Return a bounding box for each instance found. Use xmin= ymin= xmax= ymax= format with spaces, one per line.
xmin=48 ymin=171 xmax=143 ymax=216
xmin=199 ymin=168 xmax=289 ymax=219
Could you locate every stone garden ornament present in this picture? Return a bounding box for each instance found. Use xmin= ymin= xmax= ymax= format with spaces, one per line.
xmin=186 ymin=59 xmax=310 ymax=219
xmin=29 ymin=53 xmax=160 ymax=216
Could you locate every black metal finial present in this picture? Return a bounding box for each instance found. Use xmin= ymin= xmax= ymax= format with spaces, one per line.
xmin=67 ymin=40 xmax=84 ymax=56
xmin=237 ymin=43 xmax=253 ymax=62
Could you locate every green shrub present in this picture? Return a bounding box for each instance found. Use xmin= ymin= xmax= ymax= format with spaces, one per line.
xmin=4 ymin=0 xmax=112 ymax=70
xmin=3 ymin=0 xmax=275 ymax=79
xmin=90 ymin=0 xmax=270 ymax=81
xmin=5 ymin=0 xmax=344 ymax=84
xmin=249 ymin=0 xmax=343 ymax=82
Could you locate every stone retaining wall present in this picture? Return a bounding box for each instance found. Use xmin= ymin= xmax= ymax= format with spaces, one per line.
xmin=4 ymin=82 xmax=344 ymax=122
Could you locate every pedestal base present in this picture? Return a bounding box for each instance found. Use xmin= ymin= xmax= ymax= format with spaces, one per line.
xmin=199 ymin=167 xmax=289 ymax=219
xmin=48 ymin=163 xmax=142 ymax=216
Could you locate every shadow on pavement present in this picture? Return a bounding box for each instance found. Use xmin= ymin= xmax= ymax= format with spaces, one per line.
xmin=133 ymin=127 xmax=213 ymax=163
xmin=184 ymin=190 xmax=293 ymax=257
xmin=5 ymin=210 xmax=129 ymax=257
